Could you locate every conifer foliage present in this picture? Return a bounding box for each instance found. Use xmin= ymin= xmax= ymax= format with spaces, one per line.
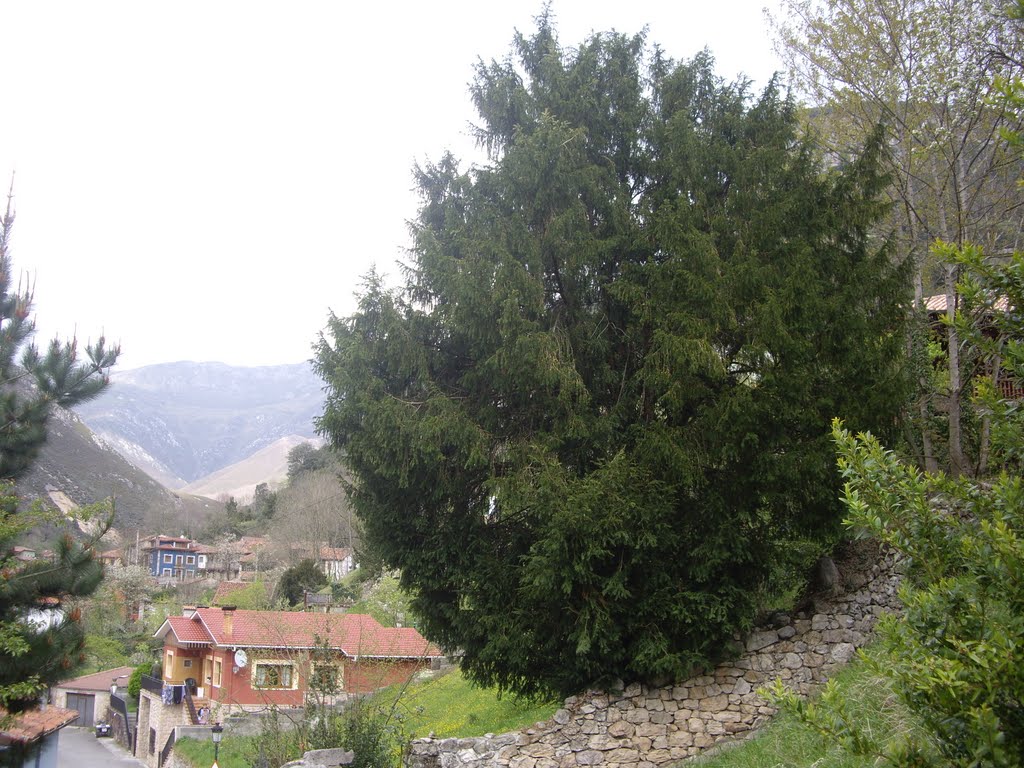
xmin=315 ymin=19 xmax=910 ymax=697
xmin=0 ymin=189 xmax=120 ymax=711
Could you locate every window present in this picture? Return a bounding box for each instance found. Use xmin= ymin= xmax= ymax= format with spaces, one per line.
xmin=163 ymin=553 xmax=173 ymax=563
xmin=162 ymin=568 xmax=172 ymax=576
xmin=213 ymin=659 xmax=222 ymax=687
xmin=186 ymin=555 xmax=195 ymax=565
xmin=183 ymin=659 xmax=192 ymax=668
xmin=310 ymin=663 xmax=342 ymax=693
xmin=175 ymin=554 xmax=183 ymax=564
xmin=253 ymin=662 xmax=295 ymax=689
xmin=164 ymin=650 xmax=174 ymax=679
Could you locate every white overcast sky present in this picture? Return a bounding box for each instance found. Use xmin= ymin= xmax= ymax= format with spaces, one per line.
xmin=0 ymin=1 xmax=784 ymax=371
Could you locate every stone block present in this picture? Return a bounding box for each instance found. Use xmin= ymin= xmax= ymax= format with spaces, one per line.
xmin=303 ymin=748 xmax=355 ymax=766
xmin=553 ymin=710 xmax=572 ymax=725
xmin=634 ymin=723 xmax=667 ymax=738
xmin=781 ymin=653 xmax=803 ymax=670
xmin=831 ymin=643 xmax=856 ymax=663
xmin=522 ymin=744 xmax=555 ymax=759
xmin=702 ymin=694 xmax=729 ymax=710
xmin=604 ymin=748 xmax=641 ymax=764
xmin=607 ymin=721 xmax=634 ymax=738
xmin=624 ymin=709 xmax=650 ymax=725
xmin=586 ymin=734 xmax=620 ymax=751
xmin=745 ymin=630 xmax=778 ymax=652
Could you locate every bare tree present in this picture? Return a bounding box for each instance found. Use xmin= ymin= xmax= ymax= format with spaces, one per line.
xmin=770 ymin=0 xmax=1024 ymax=474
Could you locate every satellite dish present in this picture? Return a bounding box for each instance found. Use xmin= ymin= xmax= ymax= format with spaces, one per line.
xmin=234 ymin=649 xmax=248 ymax=668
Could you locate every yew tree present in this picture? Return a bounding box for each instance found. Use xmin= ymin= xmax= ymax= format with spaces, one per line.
xmin=316 ymin=19 xmax=910 ymax=697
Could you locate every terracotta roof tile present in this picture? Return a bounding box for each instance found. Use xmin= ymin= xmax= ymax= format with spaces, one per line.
xmin=0 ymin=707 xmax=79 ymax=745
xmin=167 ymin=615 xmax=214 ymax=644
xmin=56 ymin=666 xmax=135 ymax=692
xmin=193 ymin=608 xmax=443 ymax=658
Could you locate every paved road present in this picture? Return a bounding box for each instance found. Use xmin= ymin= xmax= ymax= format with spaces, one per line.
xmin=58 ymin=726 xmax=146 ymax=768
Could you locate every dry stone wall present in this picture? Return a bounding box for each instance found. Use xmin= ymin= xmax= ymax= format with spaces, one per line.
xmin=406 ymin=548 xmax=902 ymax=768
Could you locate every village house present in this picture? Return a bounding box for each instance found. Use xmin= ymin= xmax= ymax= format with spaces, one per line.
xmin=137 ymin=606 xmax=443 ymax=767
xmin=140 ymin=535 xmax=200 ymax=580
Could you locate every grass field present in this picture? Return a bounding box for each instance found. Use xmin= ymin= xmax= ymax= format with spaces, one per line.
xmin=372 ymin=667 xmax=560 ymax=739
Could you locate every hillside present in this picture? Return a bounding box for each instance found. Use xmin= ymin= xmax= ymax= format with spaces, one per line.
xmin=13 ymin=402 xmax=223 ymax=536
xmin=74 ymin=361 xmax=325 ymax=485
xmin=181 ymin=435 xmax=323 ymax=502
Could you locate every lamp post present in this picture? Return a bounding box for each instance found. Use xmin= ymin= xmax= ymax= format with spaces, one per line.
xmin=211 ymin=722 xmax=223 ymax=767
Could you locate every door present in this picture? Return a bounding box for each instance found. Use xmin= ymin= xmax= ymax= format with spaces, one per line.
xmin=66 ymin=692 xmax=95 ymax=727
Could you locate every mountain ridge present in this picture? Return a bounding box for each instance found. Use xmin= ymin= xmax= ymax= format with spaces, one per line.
xmin=74 ymin=361 xmax=326 ymax=485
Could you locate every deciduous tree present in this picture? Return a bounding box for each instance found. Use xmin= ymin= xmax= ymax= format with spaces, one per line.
xmin=316 ymin=18 xmax=910 ymax=697
xmin=769 ymin=0 xmax=1024 ymax=474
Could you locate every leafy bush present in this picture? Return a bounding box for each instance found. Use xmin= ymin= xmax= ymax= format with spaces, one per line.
xmin=770 ymin=422 xmax=1024 ymax=766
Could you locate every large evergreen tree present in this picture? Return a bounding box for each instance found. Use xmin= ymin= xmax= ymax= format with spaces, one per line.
xmin=315 ymin=19 xmax=910 ymax=697
xmin=0 ymin=190 xmax=120 ymax=712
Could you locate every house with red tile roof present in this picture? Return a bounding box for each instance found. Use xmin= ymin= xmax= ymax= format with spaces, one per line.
xmin=150 ymin=607 xmax=443 ymax=715
xmin=0 ymin=706 xmax=79 ymax=768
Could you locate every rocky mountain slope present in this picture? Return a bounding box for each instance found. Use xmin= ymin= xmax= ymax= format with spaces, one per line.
xmin=14 ymin=403 xmax=222 ymax=535
xmin=74 ymin=361 xmax=325 ymax=486
xmin=181 ymin=434 xmax=323 ymax=502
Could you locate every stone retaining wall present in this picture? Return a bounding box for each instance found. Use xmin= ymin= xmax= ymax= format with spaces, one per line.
xmin=405 ymin=549 xmax=902 ymax=768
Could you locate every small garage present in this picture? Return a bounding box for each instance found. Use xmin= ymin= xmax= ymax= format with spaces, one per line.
xmin=64 ymin=692 xmax=95 ymax=727
xmin=52 ymin=664 xmax=135 ymax=730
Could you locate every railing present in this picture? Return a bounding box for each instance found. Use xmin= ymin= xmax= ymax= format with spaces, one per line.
xmin=183 ymin=686 xmax=199 ymax=725
xmin=140 ymin=674 xmax=164 ymax=695
xmin=159 ymin=728 xmax=176 ymax=768
xmin=109 ymin=690 xmax=134 ymax=751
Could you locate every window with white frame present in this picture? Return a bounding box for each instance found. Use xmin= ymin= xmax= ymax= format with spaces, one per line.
xmin=310 ymin=662 xmax=342 ymax=693
xmin=253 ymin=661 xmax=296 ymax=689
xmin=163 ymin=553 xmax=173 ymax=563
xmin=186 ymin=555 xmax=195 ymax=565
xmin=213 ymin=659 xmax=222 ymax=687
xmin=164 ymin=650 xmax=174 ymax=679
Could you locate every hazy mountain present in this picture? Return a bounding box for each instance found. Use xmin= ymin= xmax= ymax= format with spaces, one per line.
xmin=181 ymin=434 xmax=323 ymax=502
xmin=14 ymin=402 xmax=223 ymax=535
xmin=74 ymin=361 xmax=325 ymax=485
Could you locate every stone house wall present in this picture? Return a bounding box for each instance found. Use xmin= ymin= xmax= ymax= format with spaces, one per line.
xmin=405 ymin=549 xmax=902 ymax=768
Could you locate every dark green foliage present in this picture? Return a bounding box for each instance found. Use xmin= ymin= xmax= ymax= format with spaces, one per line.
xmin=316 ymin=19 xmax=910 ymax=697
xmin=277 ymin=558 xmax=327 ymax=607
xmin=0 ymin=192 xmax=120 ymax=711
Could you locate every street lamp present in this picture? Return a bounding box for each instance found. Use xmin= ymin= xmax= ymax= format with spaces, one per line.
xmin=211 ymin=722 xmax=223 ymax=766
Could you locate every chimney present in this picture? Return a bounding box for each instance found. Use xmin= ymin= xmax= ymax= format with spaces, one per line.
xmin=222 ymin=606 xmax=236 ymax=638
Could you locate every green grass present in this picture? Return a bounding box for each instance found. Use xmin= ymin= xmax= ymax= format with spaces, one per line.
xmin=691 ymin=650 xmax=921 ymax=768
xmin=173 ymin=736 xmax=252 ymax=768
xmin=172 ymin=668 xmax=558 ymax=768
xmin=371 ymin=668 xmax=559 ymax=739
